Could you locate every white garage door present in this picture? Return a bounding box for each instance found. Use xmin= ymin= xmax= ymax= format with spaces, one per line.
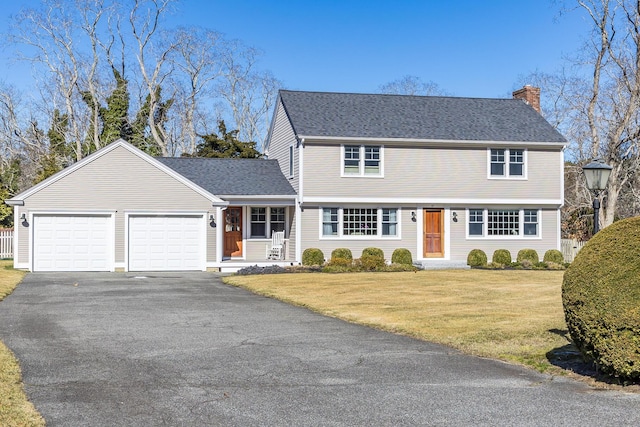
xmin=33 ymin=215 xmax=112 ymax=272
xmin=128 ymin=215 xmax=205 ymax=271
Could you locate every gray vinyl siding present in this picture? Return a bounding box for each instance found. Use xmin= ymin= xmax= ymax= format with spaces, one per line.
xmin=302 ymin=144 xmax=562 ymax=200
xmin=15 ymin=145 xmax=217 ymax=266
xmin=298 ymin=206 xmax=558 ymax=264
xmin=268 ymin=101 xmax=300 ymax=193
xmin=299 ymin=207 xmax=418 ymax=262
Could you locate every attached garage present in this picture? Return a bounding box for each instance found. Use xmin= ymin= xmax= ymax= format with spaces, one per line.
xmin=32 ymin=214 xmax=114 ymax=272
xmin=128 ymin=214 xmax=206 ymax=271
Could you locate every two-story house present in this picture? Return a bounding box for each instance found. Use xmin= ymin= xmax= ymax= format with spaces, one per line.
xmin=5 ymin=86 xmax=566 ymax=272
xmin=266 ymin=87 xmax=566 ymax=267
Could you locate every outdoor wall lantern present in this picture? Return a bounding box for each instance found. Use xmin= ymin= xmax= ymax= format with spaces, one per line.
xmin=411 ymin=211 xmax=417 ymax=222
xmin=452 ymin=212 xmax=458 ymax=222
xmin=582 ymin=158 xmax=612 ymax=235
xmin=209 ymin=214 xmax=216 ymax=227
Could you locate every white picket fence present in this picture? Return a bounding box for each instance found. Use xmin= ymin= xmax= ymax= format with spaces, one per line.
xmin=0 ymin=228 xmax=13 ymax=259
xmin=561 ymin=238 xmax=587 ymax=263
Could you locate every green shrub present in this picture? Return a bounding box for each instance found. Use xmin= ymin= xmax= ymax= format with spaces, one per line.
xmin=466 ymin=249 xmax=487 ymax=267
xmin=302 ymin=248 xmax=325 ymax=266
xmin=543 ymin=249 xmax=564 ymax=264
xmin=492 ymin=249 xmax=512 ymax=265
xmin=331 ymin=248 xmax=353 ymax=261
xmin=516 ymin=249 xmax=539 ymax=264
xmin=362 ymin=247 xmax=384 ymax=258
xmin=355 ymin=247 xmax=385 ymax=271
xmin=391 ymin=248 xmax=413 ymax=265
xmin=354 ymin=255 xmax=386 ymax=271
xmin=562 ymin=216 xmax=640 ymax=381
xmin=327 ymin=257 xmax=352 ymax=268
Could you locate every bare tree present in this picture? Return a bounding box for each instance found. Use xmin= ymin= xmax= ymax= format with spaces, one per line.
xmin=170 ymin=27 xmax=224 ymax=154
xmin=378 ymin=75 xmax=449 ymax=96
xmin=129 ymin=0 xmax=178 ymax=156
xmin=526 ymin=0 xmax=640 ymax=230
xmin=218 ymin=40 xmax=282 ymax=151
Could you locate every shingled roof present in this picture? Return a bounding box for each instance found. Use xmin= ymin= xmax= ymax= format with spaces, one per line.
xmin=156 ymin=157 xmax=296 ymax=196
xmin=277 ymin=90 xmax=566 ymax=143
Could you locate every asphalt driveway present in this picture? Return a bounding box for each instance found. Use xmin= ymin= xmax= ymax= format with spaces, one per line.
xmin=1 ymin=273 xmax=640 ymax=426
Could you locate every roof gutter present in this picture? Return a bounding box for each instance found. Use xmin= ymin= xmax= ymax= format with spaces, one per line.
xmin=298 ymin=135 xmax=567 ymax=149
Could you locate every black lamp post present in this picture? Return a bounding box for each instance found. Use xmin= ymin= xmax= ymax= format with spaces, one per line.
xmin=582 ymin=159 xmax=613 ymax=235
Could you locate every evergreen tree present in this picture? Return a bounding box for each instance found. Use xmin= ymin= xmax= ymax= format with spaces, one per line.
xmin=186 ymin=120 xmax=261 ymax=158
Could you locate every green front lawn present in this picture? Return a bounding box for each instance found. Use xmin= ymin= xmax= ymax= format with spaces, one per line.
xmin=225 ymin=270 xmax=573 ymax=373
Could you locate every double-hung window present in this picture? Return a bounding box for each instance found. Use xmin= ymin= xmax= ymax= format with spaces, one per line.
xmin=489 ymin=148 xmax=525 ymax=178
xmin=468 ymin=209 xmax=484 ymax=236
xmin=467 ymin=208 xmax=539 ymax=238
xmin=343 ymin=145 xmax=382 ymax=176
xmin=271 ymin=207 xmax=286 ymax=233
xmin=322 ymin=207 xmax=398 ymax=237
xmin=250 ymin=207 xmax=287 ymax=238
xmin=250 ymin=208 xmax=267 ymax=238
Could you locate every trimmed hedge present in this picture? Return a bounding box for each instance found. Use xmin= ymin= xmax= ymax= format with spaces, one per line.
xmin=391 ymin=248 xmax=413 ymax=265
xmin=358 ymin=247 xmax=386 ymax=271
xmin=302 ymin=248 xmax=325 ymax=266
xmin=492 ymin=249 xmax=512 ymax=265
xmin=562 ymin=216 xmax=640 ymax=381
xmin=516 ymin=249 xmax=539 ymax=264
xmin=543 ymin=249 xmax=564 ymax=264
xmin=331 ymin=248 xmax=353 ymax=261
xmin=467 ymin=249 xmax=487 ymax=267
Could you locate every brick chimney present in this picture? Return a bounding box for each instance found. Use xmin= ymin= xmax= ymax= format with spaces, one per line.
xmin=512 ymin=85 xmax=541 ymax=113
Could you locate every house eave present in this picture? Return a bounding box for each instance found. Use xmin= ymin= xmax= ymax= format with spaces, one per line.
xmin=298 ymin=135 xmax=566 ymax=149
xmin=4 ymin=199 xmax=24 ymax=206
xmin=300 ymin=196 xmax=563 ymax=207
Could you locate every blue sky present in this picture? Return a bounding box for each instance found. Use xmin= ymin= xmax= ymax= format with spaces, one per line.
xmin=1 ymin=0 xmax=589 ymax=99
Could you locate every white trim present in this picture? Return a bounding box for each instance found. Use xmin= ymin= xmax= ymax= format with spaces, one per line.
xmin=486 ymin=148 xmax=528 ymax=180
xmin=416 ymin=207 xmax=451 ymax=261
xmin=13 ymin=206 xmax=20 ymax=268
xmin=299 ymin=134 xmax=567 ymax=149
xmin=216 ymin=206 xmax=224 ymax=264
xmin=464 ymin=208 xmax=543 ymax=240
xmin=340 ymin=144 xmax=384 ymax=178
xmin=318 ymin=206 xmax=402 ymax=240
xmin=302 ymin=196 xmax=563 ymax=206
xmin=299 ymin=139 xmax=305 ymax=200
xmin=247 ymin=206 xmax=289 ymax=239
xmin=219 ymin=198 xmax=296 ymax=206
xmin=124 ymin=211 xmax=207 ymax=272
xmin=6 ymin=139 xmax=225 ymax=205
xmin=295 ymin=198 xmax=302 ymax=263
xmin=30 ymin=211 xmax=116 ymax=272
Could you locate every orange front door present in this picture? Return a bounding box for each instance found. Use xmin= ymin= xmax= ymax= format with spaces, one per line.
xmin=423 ymin=209 xmax=444 ymax=258
xmin=224 ymin=207 xmax=243 ymax=257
